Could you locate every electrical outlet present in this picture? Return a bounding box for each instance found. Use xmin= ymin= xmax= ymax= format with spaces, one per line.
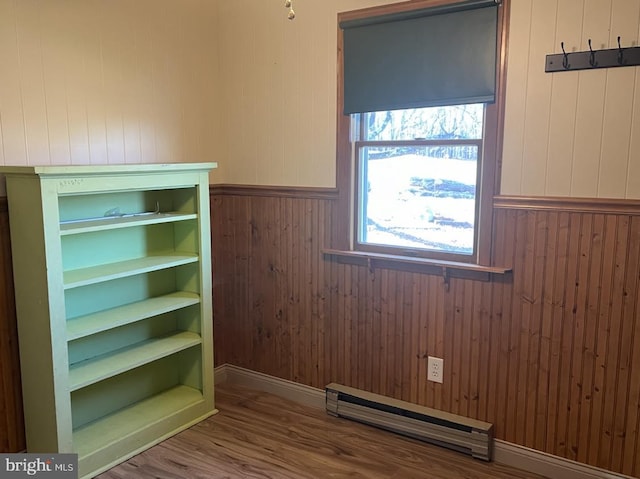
xmin=427 ymin=356 xmax=444 ymax=383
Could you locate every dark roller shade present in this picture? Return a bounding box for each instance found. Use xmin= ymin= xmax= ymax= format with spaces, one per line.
xmin=341 ymin=0 xmax=499 ymax=114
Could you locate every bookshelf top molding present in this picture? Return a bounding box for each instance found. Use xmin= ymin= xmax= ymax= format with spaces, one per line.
xmin=0 ymin=162 xmax=217 ymax=177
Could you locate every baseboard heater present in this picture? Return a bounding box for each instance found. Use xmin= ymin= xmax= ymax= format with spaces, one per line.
xmin=325 ymin=383 xmax=494 ymax=461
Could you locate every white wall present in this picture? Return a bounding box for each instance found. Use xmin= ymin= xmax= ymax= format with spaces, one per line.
xmin=502 ymin=0 xmax=640 ymax=198
xmin=0 ymin=0 xmax=220 ymax=172
xmin=2 ymin=0 xmax=639 ymax=198
xmin=217 ymin=0 xmax=640 ymax=199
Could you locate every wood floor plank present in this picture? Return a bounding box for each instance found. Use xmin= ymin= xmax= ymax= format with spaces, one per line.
xmin=98 ymin=383 xmax=548 ymax=479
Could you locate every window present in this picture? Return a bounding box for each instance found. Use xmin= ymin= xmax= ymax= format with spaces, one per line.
xmin=356 ymin=104 xmax=484 ymax=257
xmin=335 ymin=0 xmax=507 ymax=266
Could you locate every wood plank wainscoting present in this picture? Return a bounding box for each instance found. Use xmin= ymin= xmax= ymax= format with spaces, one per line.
xmin=2 ymin=189 xmax=640 ymax=477
xmin=211 ymin=186 xmax=640 ymax=479
xmin=0 ymin=197 xmax=23 ymax=454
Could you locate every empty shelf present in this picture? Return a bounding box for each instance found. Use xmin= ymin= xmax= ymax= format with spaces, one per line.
xmin=73 ymin=385 xmax=205 ymax=459
xmin=60 ymin=212 xmax=198 ymax=235
xmin=66 ymin=292 xmax=201 ymax=341
xmin=63 ymin=255 xmax=199 ymax=289
xmin=69 ymin=331 xmax=202 ymax=391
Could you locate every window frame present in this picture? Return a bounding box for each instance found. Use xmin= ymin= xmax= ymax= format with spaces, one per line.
xmin=334 ymin=0 xmax=509 ymax=267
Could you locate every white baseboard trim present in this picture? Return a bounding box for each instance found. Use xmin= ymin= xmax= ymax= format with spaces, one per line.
xmin=215 ymin=364 xmax=325 ymax=409
xmin=493 ymin=440 xmax=633 ymax=479
xmin=214 ymin=364 xmax=228 ymax=385
xmin=213 ymin=364 xmax=633 ymax=479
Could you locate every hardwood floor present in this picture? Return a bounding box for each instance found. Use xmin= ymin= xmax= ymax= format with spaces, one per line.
xmin=98 ymin=382 xmax=548 ymax=479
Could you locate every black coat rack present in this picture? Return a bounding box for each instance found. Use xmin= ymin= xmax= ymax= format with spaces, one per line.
xmin=545 ymin=37 xmax=640 ymax=73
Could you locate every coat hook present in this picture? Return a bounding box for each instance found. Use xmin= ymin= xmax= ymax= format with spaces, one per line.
xmin=588 ymin=39 xmax=597 ymax=67
xmin=561 ymin=42 xmax=569 ymax=69
xmin=618 ymin=36 xmax=624 ymax=65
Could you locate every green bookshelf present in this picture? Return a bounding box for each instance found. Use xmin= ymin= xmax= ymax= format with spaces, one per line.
xmin=1 ymin=163 xmax=218 ymax=479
